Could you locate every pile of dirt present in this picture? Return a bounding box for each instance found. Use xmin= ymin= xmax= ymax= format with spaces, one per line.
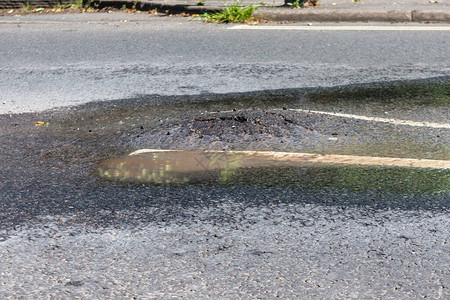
xmin=134 ymin=109 xmax=336 ymax=150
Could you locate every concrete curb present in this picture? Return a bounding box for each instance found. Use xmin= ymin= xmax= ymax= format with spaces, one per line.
xmin=256 ymin=8 xmax=450 ymax=23
xmin=1 ymin=0 xmax=449 ymax=22
xmin=256 ymin=8 xmax=413 ymax=23
xmin=94 ymin=0 xmax=450 ymax=23
xmin=412 ymin=10 xmax=450 ymax=22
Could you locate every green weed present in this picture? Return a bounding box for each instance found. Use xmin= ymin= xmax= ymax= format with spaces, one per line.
xmin=22 ymin=2 xmax=33 ymax=10
xmin=286 ymin=0 xmax=319 ymax=8
xmin=287 ymin=0 xmax=302 ymax=9
xmin=70 ymin=0 xmax=84 ymax=8
xmin=201 ymin=1 xmax=259 ymax=23
xmin=69 ymin=0 xmax=98 ymax=9
xmin=132 ymin=0 xmax=140 ymax=10
xmin=52 ymin=2 xmax=71 ymax=9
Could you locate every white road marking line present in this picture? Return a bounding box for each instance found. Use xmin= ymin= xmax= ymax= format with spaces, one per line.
xmin=229 ymin=25 xmax=450 ymax=31
xmin=129 ymin=149 xmax=450 ymax=169
xmin=288 ymin=109 xmax=450 ymax=129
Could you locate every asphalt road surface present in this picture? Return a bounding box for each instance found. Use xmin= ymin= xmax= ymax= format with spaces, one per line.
xmin=0 ymin=13 xmax=449 ymax=299
xmin=1 ymin=13 xmax=450 ymax=114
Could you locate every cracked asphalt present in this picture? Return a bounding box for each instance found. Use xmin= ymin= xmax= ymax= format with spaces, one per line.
xmin=1 ymin=80 xmax=449 ymax=298
xmin=0 ymin=14 xmax=449 ymax=299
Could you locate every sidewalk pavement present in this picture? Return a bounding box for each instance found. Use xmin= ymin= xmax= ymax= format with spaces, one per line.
xmin=96 ymin=0 xmax=450 ymax=22
xmin=1 ymin=0 xmax=449 ymax=22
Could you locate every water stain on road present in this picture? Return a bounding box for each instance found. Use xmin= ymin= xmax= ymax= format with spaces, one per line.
xmin=87 ymin=79 xmax=448 ymax=195
xmin=1 ymin=78 xmax=448 ymax=228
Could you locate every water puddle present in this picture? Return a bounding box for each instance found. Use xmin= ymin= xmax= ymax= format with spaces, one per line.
xmin=98 ymin=150 xmax=282 ymax=184
xmin=97 ymin=150 xmax=449 ymax=194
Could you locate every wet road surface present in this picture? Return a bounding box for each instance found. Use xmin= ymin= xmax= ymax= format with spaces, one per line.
xmin=0 ymin=79 xmax=449 ymax=298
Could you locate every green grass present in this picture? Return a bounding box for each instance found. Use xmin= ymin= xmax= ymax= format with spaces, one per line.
xmin=201 ymin=1 xmax=259 ymax=23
